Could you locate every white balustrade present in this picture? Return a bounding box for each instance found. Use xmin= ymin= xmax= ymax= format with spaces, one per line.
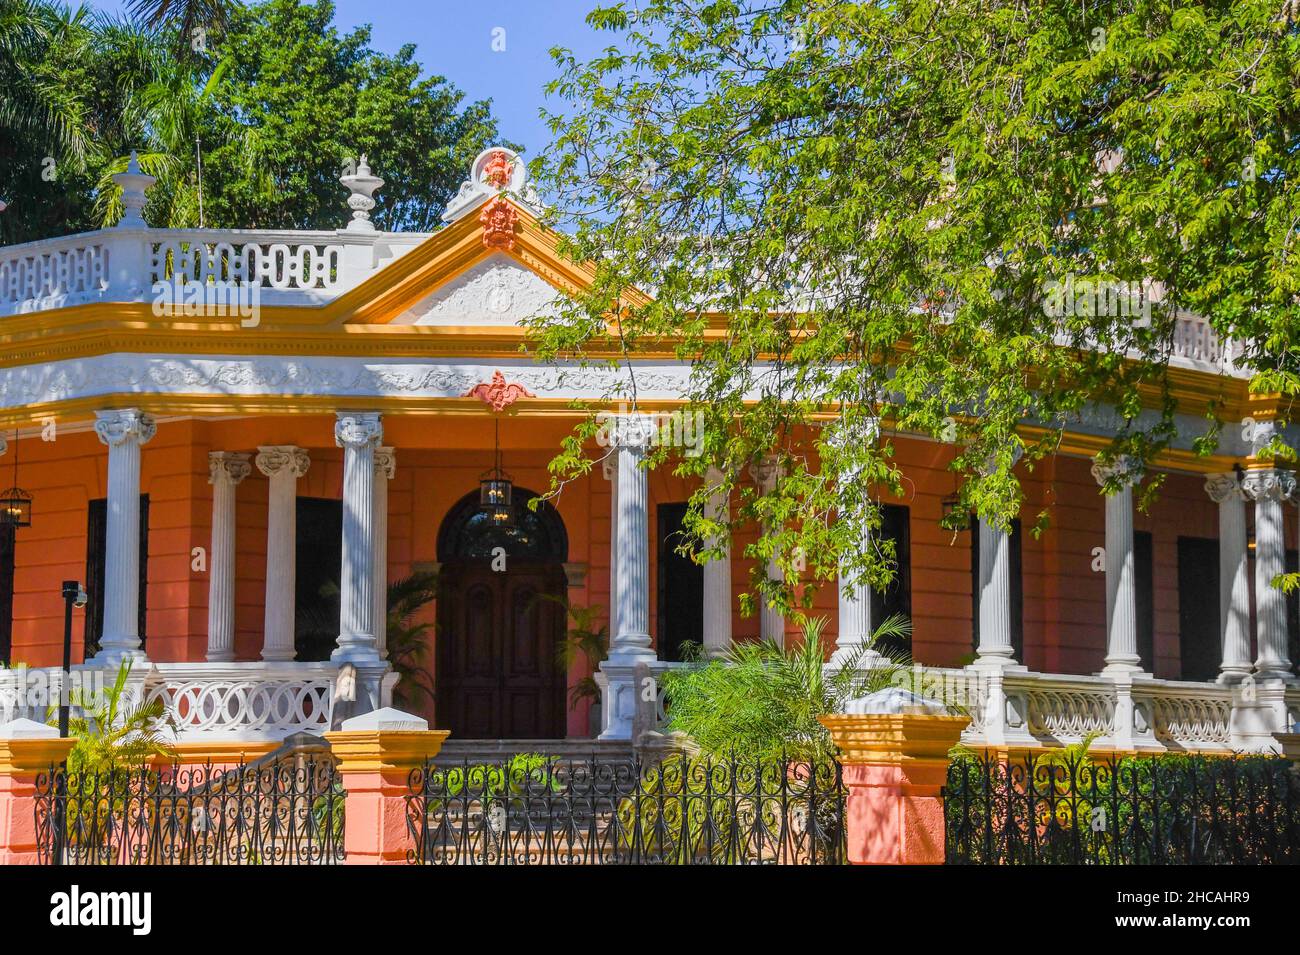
xmin=0 ymin=235 xmax=110 ymax=309
xmin=142 ymin=663 xmax=335 ymax=741
xmin=151 ymin=232 xmax=344 ymax=291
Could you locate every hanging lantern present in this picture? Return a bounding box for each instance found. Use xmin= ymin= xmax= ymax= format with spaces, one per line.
xmin=479 ymin=418 xmax=515 ymax=527
xmin=0 ymin=431 xmax=31 ymax=527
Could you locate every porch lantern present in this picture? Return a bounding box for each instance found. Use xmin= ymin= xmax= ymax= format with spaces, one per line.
xmin=0 ymin=431 xmax=31 ymax=527
xmin=479 ymin=418 xmax=515 ymax=526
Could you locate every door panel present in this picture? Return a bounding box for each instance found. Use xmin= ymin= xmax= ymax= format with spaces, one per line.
xmin=437 ymin=562 xmax=566 ymax=739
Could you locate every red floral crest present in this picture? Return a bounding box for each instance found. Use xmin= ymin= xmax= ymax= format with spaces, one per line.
xmin=482 ymin=150 xmax=513 ymax=188
xmin=479 ymin=196 xmax=518 ymax=250
xmin=464 ymin=370 xmax=536 ymax=412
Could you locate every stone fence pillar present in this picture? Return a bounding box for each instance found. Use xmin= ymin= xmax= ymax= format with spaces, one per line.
xmin=820 ymin=690 xmax=968 ymax=865
xmin=325 ymin=708 xmax=449 ymax=865
xmin=0 ymin=719 xmax=77 ymax=865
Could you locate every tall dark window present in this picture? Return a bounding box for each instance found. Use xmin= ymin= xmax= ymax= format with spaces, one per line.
xmin=84 ymin=496 xmax=149 ymax=655
xmin=869 ymin=504 xmax=912 ymax=657
xmin=656 ymin=502 xmax=704 ymax=662
xmin=1176 ymin=536 xmax=1219 ymax=681
xmin=970 ymin=518 xmax=1024 ymax=661
xmin=295 ymin=498 xmax=343 ymax=662
xmin=1135 ymin=531 xmax=1154 ymax=671
xmin=0 ymin=524 xmax=14 ymax=665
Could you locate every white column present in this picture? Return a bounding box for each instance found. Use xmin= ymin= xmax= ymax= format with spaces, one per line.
xmin=702 ymin=467 xmax=732 ymax=659
xmin=610 ymin=416 xmax=655 ymax=664
xmin=90 ymin=408 xmax=156 ymax=666
xmin=596 ymin=416 xmax=657 ymax=741
xmin=1092 ymin=456 xmax=1144 ymax=674
xmin=372 ymin=447 xmax=395 ymax=659
xmin=602 ymin=457 xmax=621 ymax=642
xmin=750 ymin=455 xmax=784 ymax=648
xmin=1243 ymin=468 xmax=1297 ymax=681
xmin=205 ymin=452 xmax=251 ymax=662
xmin=255 ymin=445 xmax=309 ymax=662
xmin=1205 ymin=473 xmax=1252 ymax=683
xmin=333 ymin=412 xmax=382 ymax=665
xmin=973 ymin=517 xmax=1020 ymax=668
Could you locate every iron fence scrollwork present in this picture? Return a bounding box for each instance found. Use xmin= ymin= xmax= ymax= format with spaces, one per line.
xmin=35 ymin=757 xmax=344 ymax=865
xmin=944 ymin=750 xmax=1300 ymax=865
xmin=405 ymin=753 xmax=846 ymax=865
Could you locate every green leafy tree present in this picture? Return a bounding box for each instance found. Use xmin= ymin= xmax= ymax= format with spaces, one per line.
xmin=183 ymin=0 xmax=513 ymax=231
xmin=531 ymin=0 xmax=1300 ymax=618
xmin=659 ymin=615 xmax=912 ymax=762
xmin=4 ymin=0 xmax=511 ymax=240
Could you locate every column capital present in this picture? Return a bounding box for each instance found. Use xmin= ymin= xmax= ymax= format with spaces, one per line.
xmin=94 ymin=408 xmax=156 ymax=447
xmin=749 ymin=454 xmax=784 ymax=491
xmin=255 ymin=445 xmax=310 ymax=479
xmin=373 ymin=446 xmax=396 ymax=480
xmin=982 ymin=445 xmax=1024 ymax=476
xmin=1205 ymin=472 xmax=1247 ymax=503
xmin=335 ymin=412 xmax=383 ymax=450
xmin=208 ymin=451 xmax=252 ymax=486
xmin=1090 ymin=454 xmax=1142 ymax=489
xmin=607 ymin=413 xmax=655 ymax=449
xmin=1240 ymin=467 xmax=1296 ymax=503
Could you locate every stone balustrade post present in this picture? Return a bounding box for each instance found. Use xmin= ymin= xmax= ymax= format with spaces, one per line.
xmin=325 ymin=708 xmax=449 ymax=865
xmin=819 ymin=690 xmax=969 ymax=865
xmin=0 ymin=719 xmax=76 ymax=865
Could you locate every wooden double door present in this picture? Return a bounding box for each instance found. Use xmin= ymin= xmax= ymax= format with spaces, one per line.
xmin=436 ymin=561 xmax=567 ymax=739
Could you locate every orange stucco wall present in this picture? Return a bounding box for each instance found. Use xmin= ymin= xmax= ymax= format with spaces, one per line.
xmin=6 ymin=414 xmax=1298 ymax=736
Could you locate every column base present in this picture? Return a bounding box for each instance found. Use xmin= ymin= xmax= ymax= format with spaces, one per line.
xmin=331 ymin=636 xmax=381 ymax=666
xmin=1099 ymin=659 xmax=1149 ymax=678
xmin=205 ymin=650 xmax=235 ymax=663
xmin=1217 ymin=666 xmax=1254 ymax=685
xmin=260 ymin=649 xmax=297 ymax=663
xmin=88 ymin=643 xmax=147 ymax=668
xmin=969 ymin=654 xmax=1026 ymax=672
xmin=828 ymin=644 xmax=886 ymax=670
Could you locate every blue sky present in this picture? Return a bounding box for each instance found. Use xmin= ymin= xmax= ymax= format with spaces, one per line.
xmin=85 ymin=0 xmax=609 ymax=157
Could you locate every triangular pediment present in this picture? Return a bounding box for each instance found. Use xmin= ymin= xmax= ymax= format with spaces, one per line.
xmin=332 ymin=197 xmax=647 ymax=328
xmin=389 ymin=252 xmax=559 ymax=326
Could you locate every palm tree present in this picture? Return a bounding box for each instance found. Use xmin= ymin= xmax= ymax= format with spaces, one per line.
xmin=0 ymin=0 xmax=94 ymax=161
xmin=126 ymin=0 xmax=236 ymax=54
xmin=658 ymin=615 xmax=914 ymax=762
xmin=53 ymin=659 xmax=177 ymax=774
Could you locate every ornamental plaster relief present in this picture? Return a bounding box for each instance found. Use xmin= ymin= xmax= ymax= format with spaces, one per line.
xmin=392 ymin=253 xmax=560 ymax=326
xmin=0 ymin=353 xmax=692 ymax=407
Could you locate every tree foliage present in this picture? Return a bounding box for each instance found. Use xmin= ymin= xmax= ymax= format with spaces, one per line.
xmin=1 ymin=0 xmax=510 ymax=241
xmin=530 ymin=0 xmax=1300 ymax=613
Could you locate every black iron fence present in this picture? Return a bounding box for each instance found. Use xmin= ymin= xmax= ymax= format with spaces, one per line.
xmin=405 ymin=753 xmax=846 ymax=865
xmin=945 ymin=750 xmax=1300 ymax=864
xmin=35 ymin=757 xmax=344 ymax=865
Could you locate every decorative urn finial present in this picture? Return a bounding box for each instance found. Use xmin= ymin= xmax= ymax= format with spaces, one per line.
xmin=340 ymin=153 xmax=385 ymax=232
xmin=113 ymin=150 xmax=156 ymax=228
xmin=441 ymin=146 xmax=544 ymax=224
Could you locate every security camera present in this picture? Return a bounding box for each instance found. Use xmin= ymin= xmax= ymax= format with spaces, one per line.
xmin=62 ymin=580 xmax=88 ymax=608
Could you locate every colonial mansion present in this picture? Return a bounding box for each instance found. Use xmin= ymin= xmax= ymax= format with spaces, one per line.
xmin=0 ymin=147 xmax=1296 ymax=758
